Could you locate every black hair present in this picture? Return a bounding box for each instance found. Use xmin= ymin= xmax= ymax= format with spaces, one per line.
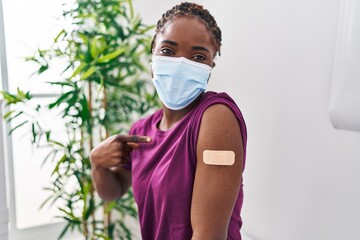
xmin=151 ymin=2 xmax=222 ymax=56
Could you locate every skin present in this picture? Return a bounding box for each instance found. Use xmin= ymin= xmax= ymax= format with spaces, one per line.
xmin=90 ymin=16 xmax=244 ymax=240
xmin=152 ymin=16 xmax=217 ymax=130
xmin=90 ymin=135 xmax=146 ymax=202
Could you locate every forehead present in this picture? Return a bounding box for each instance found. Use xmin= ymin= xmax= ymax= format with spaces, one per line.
xmin=156 ymin=16 xmax=216 ymax=51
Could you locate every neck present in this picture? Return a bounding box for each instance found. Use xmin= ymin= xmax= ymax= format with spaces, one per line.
xmin=158 ymin=93 xmax=204 ymax=131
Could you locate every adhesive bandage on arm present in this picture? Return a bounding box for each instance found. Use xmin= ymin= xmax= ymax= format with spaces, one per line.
xmin=203 ymin=150 xmax=235 ymax=166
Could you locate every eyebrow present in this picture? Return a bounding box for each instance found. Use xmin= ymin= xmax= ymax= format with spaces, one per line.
xmin=160 ymin=40 xmax=210 ymax=53
xmin=191 ymin=46 xmax=210 ymax=53
xmin=160 ymin=40 xmax=177 ymax=46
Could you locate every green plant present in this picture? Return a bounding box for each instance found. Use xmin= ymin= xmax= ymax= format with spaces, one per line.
xmin=1 ymin=0 xmax=159 ymax=239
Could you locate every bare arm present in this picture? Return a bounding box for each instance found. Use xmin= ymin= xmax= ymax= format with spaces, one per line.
xmin=191 ymin=104 xmax=244 ymax=240
xmin=90 ymin=135 xmax=150 ymax=202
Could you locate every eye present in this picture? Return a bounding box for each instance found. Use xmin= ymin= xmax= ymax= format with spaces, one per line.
xmin=160 ymin=47 xmax=175 ymax=55
xmin=192 ymin=54 xmax=207 ymax=62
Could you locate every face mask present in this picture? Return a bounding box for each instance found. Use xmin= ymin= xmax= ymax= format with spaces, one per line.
xmin=151 ymin=56 xmax=212 ymax=110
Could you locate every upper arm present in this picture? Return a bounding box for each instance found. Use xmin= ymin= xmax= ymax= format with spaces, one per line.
xmin=191 ymin=104 xmax=243 ymax=240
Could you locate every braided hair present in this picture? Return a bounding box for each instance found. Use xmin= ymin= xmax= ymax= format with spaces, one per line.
xmin=151 ymin=2 xmax=222 ymax=56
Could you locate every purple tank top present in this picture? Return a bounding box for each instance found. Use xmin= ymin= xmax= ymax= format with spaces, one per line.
xmin=128 ymin=91 xmax=247 ymax=240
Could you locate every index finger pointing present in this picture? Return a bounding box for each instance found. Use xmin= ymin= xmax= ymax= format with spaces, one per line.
xmin=115 ymin=134 xmax=151 ymax=143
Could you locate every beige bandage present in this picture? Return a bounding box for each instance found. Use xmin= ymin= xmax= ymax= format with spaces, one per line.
xmin=203 ymin=150 xmax=235 ymax=166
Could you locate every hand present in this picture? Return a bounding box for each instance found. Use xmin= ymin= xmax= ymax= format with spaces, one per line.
xmin=90 ymin=134 xmax=151 ymax=169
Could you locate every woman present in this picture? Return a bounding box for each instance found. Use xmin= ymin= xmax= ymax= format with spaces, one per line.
xmin=90 ymin=2 xmax=247 ymax=240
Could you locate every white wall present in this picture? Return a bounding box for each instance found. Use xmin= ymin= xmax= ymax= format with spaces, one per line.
xmin=0 ymin=1 xmax=9 ymax=239
xmin=0 ymin=105 xmax=9 ymax=240
xmin=2 ymin=1 xmax=359 ymax=239
xmin=135 ymin=0 xmax=360 ymax=240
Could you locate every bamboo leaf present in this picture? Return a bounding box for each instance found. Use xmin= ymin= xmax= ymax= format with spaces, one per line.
xmin=126 ymin=0 xmax=134 ymax=19
xmin=104 ymin=201 xmax=116 ymax=213
xmin=49 ymin=91 xmax=73 ymax=109
xmin=58 ymin=207 xmax=77 ymax=219
xmin=97 ymin=47 xmax=125 ymax=63
xmin=139 ymin=24 xmax=155 ymax=34
xmin=9 ymin=120 xmax=29 ymax=135
xmin=39 ymin=194 xmax=55 ymax=210
xmin=47 ymin=81 xmax=74 ymax=87
xmin=51 ymin=154 xmax=67 ymax=176
xmin=90 ymin=35 xmax=107 ymax=59
xmin=118 ymin=221 xmax=132 ymax=240
xmin=79 ymin=94 xmax=91 ymax=119
xmin=48 ymin=189 xmax=65 ymax=208
xmin=31 ymin=122 xmax=36 ymax=143
xmin=73 ymin=171 xmax=84 ymax=193
xmin=54 ymin=29 xmax=66 ymax=43
xmin=2 ymin=110 xmax=16 ymax=120
xmin=110 ymin=18 xmax=125 ymax=40
xmin=4 ymin=111 xmax=23 ymax=122
xmin=0 ymin=91 xmax=30 ymax=105
xmin=59 ymin=216 xmax=81 ymax=224
xmin=45 ymin=131 xmax=51 ymax=141
xmin=48 ymin=140 xmax=65 ymax=148
xmin=17 ymin=87 xmax=29 ymax=99
xmin=57 ymin=222 xmax=71 ymax=240
xmin=41 ymin=149 xmax=58 ymax=167
xmin=70 ymin=62 xmax=86 ymax=79
xmin=38 ymin=64 xmax=49 ymax=74
xmin=80 ymin=66 xmax=97 ymax=80
xmin=83 ymin=195 xmax=94 ymax=220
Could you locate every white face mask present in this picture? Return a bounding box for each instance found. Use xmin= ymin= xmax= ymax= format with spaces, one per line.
xmin=151 ymin=56 xmax=212 ymax=110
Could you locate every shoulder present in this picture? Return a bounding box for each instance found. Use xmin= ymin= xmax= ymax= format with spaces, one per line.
xmin=202 ymin=104 xmax=237 ymax=124
xmin=198 ymin=103 xmax=243 ymax=150
xmin=201 ymin=91 xmax=247 ymax=137
xmin=195 ymin=91 xmax=246 ymax=134
xmin=190 ymin=91 xmax=247 ymax=151
xmin=197 ymin=91 xmax=243 ymax=120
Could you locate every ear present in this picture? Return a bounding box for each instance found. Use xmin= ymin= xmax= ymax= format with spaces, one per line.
xmin=212 ymin=54 xmax=217 ymax=68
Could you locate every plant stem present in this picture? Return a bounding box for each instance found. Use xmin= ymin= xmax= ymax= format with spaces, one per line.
xmin=88 ymin=81 xmax=93 ymax=150
xmin=102 ymin=86 xmax=112 ymax=236
xmin=87 ymin=81 xmax=96 ymax=236
xmin=83 ymin=221 xmax=89 ymax=238
xmin=103 ymin=87 xmax=110 ymax=139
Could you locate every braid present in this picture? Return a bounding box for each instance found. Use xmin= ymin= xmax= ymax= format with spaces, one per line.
xmin=151 ymin=2 xmax=222 ymax=56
